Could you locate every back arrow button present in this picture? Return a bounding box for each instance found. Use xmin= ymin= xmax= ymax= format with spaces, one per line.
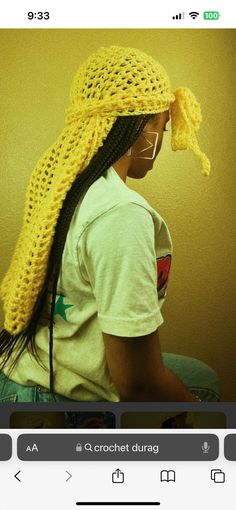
xmin=14 ymin=470 xmax=21 ymax=482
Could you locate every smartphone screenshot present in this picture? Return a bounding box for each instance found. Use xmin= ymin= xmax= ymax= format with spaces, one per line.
xmin=0 ymin=1 xmax=235 ymax=508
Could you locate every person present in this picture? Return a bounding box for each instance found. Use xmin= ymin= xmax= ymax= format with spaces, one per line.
xmin=0 ymin=45 xmax=220 ymax=403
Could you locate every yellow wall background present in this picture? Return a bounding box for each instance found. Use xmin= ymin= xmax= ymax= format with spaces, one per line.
xmin=0 ymin=29 xmax=235 ymax=400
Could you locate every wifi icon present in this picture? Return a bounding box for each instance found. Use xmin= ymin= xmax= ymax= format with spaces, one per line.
xmin=189 ymin=11 xmax=199 ymax=19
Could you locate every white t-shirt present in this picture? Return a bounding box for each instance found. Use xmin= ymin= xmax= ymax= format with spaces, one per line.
xmin=4 ymin=166 xmax=173 ymax=401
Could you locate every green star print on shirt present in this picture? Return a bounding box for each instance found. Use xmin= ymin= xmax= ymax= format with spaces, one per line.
xmin=54 ymin=294 xmax=73 ymax=321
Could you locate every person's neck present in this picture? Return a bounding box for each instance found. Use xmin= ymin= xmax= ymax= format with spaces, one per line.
xmin=112 ymin=159 xmax=129 ymax=183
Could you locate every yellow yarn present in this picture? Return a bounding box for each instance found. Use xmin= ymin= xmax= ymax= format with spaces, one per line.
xmin=170 ymin=87 xmax=211 ymax=176
xmin=0 ymin=45 xmax=211 ymax=335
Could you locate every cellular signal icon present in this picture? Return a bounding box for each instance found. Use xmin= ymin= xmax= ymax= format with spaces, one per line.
xmin=189 ymin=11 xmax=199 ymax=19
xmin=172 ymin=12 xmax=185 ymax=19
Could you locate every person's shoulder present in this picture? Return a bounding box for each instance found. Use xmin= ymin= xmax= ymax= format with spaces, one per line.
xmin=70 ymin=166 xmax=168 ymax=243
xmin=78 ymin=166 xmax=153 ymax=224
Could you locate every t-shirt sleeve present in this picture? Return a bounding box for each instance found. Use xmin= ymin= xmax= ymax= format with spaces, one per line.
xmin=78 ymin=202 xmax=164 ymax=337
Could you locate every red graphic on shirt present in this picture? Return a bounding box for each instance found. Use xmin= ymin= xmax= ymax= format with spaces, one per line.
xmin=156 ymin=255 xmax=172 ymax=299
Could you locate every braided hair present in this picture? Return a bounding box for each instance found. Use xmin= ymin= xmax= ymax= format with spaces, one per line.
xmin=0 ymin=112 xmax=155 ymax=396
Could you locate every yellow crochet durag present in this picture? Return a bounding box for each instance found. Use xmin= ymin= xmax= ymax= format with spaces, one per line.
xmin=0 ymin=45 xmax=211 ymax=335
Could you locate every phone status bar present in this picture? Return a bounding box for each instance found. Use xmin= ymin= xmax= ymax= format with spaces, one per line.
xmin=0 ymin=1 xmax=235 ymax=28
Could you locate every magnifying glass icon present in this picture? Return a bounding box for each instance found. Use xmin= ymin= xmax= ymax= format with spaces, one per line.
xmin=84 ymin=443 xmax=93 ymax=452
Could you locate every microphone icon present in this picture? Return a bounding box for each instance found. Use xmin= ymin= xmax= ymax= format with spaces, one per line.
xmin=202 ymin=441 xmax=210 ymax=453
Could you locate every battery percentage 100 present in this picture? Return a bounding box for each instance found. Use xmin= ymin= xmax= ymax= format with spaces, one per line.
xmin=203 ymin=11 xmax=220 ymax=20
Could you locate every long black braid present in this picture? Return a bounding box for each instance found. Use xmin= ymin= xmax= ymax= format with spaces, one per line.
xmin=0 ymin=113 xmax=156 ymax=397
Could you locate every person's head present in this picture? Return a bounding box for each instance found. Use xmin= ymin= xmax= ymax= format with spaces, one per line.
xmin=113 ymin=110 xmax=170 ymax=181
xmin=0 ymin=45 xmax=210 ymax=395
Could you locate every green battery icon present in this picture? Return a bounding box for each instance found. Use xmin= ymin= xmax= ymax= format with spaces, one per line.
xmin=203 ymin=11 xmax=220 ymax=20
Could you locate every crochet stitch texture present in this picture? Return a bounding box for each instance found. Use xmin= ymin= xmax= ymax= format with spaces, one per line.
xmin=0 ymin=45 xmax=211 ymax=335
